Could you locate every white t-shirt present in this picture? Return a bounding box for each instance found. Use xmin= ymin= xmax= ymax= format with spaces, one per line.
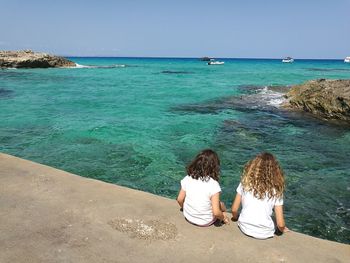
xmin=181 ymin=175 xmax=221 ymax=226
xmin=237 ymin=183 xmax=283 ymax=239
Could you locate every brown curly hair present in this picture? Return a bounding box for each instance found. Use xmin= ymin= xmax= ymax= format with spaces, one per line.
xmin=187 ymin=149 xmax=220 ymax=182
xmin=241 ymin=152 xmax=285 ymax=199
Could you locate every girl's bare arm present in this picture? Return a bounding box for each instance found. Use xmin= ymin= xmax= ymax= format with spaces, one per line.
xmin=176 ymin=189 xmax=186 ymax=208
xmin=274 ymin=205 xmax=289 ymax=233
xmin=211 ymin=192 xmax=228 ymax=223
xmin=231 ymin=193 xmax=241 ymax=221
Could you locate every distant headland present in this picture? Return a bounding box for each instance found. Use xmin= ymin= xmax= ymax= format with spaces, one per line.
xmin=0 ymin=50 xmax=76 ymax=68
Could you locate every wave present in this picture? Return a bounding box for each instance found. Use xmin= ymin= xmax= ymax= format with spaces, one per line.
xmin=171 ymin=85 xmax=289 ymax=115
xmin=258 ymin=86 xmax=288 ymax=107
xmin=0 ymin=67 xmax=18 ymax=70
xmin=74 ymin=63 xmax=126 ymax=69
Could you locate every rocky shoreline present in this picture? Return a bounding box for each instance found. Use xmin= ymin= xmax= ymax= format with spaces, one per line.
xmin=0 ymin=50 xmax=76 ymax=68
xmin=284 ymin=79 xmax=350 ymax=123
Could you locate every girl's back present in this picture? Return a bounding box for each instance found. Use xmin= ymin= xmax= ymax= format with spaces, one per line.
xmin=236 ymin=183 xmax=283 ymax=239
xmin=177 ymin=149 xmax=229 ymax=226
xmin=231 ymin=152 xmax=288 ymax=239
xmin=181 ymin=175 xmax=221 ymax=225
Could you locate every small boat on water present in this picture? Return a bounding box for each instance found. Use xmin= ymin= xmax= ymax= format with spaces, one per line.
xmin=207 ymin=61 xmax=224 ymax=65
xmin=282 ymin=57 xmax=294 ymax=63
xmin=344 ymin=57 xmax=350 ymax=63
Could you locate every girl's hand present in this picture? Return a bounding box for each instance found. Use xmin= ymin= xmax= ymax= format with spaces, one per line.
xmin=231 ymin=212 xmax=239 ymax=222
xmin=283 ymin=226 xmax=290 ymax=233
xmin=222 ymin=214 xmax=230 ymax=224
xmin=276 ymin=226 xmax=290 ymax=236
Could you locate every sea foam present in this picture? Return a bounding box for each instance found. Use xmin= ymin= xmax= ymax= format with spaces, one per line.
xmin=258 ymin=86 xmax=287 ymax=107
xmin=75 ymin=63 xmax=126 ymax=69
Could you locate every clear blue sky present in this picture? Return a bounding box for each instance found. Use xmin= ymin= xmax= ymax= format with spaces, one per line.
xmin=1 ymin=0 xmax=349 ymax=58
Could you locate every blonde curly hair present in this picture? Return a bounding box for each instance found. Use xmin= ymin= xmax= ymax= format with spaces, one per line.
xmin=241 ymin=152 xmax=285 ymax=199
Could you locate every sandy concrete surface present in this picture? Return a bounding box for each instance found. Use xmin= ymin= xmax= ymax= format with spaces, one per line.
xmin=0 ymin=153 xmax=349 ymax=263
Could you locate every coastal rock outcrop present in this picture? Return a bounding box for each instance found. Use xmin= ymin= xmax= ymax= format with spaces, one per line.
xmin=0 ymin=50 xmax=76 ymax=68
xmin=199 ymin=57 xmax=212 ymax=61
xmin=284 ymin=79 xmax=350 ymax=122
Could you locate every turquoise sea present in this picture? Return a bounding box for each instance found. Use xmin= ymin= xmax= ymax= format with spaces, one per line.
xmin=1 ymin=57 xmax=349 ymax=243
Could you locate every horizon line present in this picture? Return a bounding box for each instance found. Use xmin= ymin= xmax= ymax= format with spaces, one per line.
xmin=62 ymin=55 xmax=345 ymax=60
xmin=0 ymin=49 xmax=346 ymax=60
xmin=0 ymin=49 xmax=347 ymax=60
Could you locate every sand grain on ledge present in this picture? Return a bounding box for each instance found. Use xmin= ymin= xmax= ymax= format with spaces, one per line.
xmin=108 ymin=217 xmax=178 ymax=240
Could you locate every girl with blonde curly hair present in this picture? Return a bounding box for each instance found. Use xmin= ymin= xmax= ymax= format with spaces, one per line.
xmin=231 ymin=152 xmax=289 ymax=239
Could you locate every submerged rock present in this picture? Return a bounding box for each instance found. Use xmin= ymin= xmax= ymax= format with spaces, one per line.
xmin=284 ymin=79 xmax=350 ymax=122
xmin=0 ymin=88 xmax=14 ymax=98
xmin=161 ymin=70 xmax=193 ymax=74
xmin=171 ymin=85 xmax=287 ymax=115
xmin=0 ymin=50 xmax=76 ymax=68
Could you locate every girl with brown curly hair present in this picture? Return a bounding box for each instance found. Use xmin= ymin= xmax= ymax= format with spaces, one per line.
xmin=177 ymin=149 xmax=229 ymax=226
xmin=231 ymin=152 xmax=289 ymax=239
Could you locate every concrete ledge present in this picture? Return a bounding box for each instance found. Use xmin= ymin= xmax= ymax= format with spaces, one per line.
xmin=0 ymin=153 xmax=349 ymax=263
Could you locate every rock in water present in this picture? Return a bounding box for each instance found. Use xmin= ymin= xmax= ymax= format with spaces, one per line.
xmin=284 ymin=79 xmax=350 ymax=122
xmin=199 ymin=57 xmax=212 ymax=61
xmin=0 ymin=50 xmax=76 ymax=68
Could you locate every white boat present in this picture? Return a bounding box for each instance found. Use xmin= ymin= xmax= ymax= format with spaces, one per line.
xmin=207 ymin=61 xmax=224 ymax=65
xmin=282 ymin=57 xmax=294 ymax=63
xmin=344 ymin=57 xmax=350 ymax=63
